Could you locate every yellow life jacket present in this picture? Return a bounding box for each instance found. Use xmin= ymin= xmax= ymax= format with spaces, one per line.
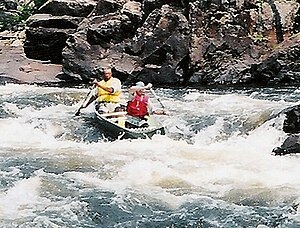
xmin=97 ymin=77 xmax=121 ymax=103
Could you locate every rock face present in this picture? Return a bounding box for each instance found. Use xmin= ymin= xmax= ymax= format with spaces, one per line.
xmin=24 ymin=14 xmax=84 ymax=63
xmin=23 ymin=0 xmax=300 ymax=86
xmin=38 ymin=0 xmax=97 ymax=17
xmin=273 ymin=105 xmax=300 ymax=155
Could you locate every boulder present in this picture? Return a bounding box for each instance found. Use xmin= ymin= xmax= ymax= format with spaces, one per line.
xmin=125 ymin=4 xmax=189 ymax=84
xmin=24 ymin=14 xmax=83 ymax=63
xmin=273 ymin=104 xmax=300 ymax=155
xmin=61 ymin=33 xmax=140 ymax=81
xmin=93 ymin=0 xmax=126 ymax=16
xmin=273 ymin=134 xmax=300 ymax=155
xmin=83 ymin=13 xmax=134 ymax=45
xmin=38 ymin=0 xmax=97 ymax=17
xmin=61 ymin=4 xmax=189 ymax=85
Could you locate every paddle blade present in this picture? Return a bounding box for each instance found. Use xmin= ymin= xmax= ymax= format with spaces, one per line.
xmin=74 ymin=109 xmax=81 ymax=116
xmin=73 ymin=86 xmax=96 ymax=117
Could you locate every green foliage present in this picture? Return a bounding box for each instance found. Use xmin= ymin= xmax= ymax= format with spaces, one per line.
xmin=0 ymin=21 xmax=6 ymax=31
xmin=14 ymin=4 xmax=34 ymax=24
xmin=250 ymin=33 xmax=268 ymax=43
xmin=0 ymin=0 xmax=48 ymax=31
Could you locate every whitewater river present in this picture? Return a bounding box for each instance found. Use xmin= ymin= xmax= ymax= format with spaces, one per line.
xmin=1 ymin=83 xmax=300 ymax=227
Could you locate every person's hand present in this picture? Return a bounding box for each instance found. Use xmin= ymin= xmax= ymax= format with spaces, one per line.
xmin=145 ymin=83 xmax=152 ymax=89
xmin=153 ymin=109 xmax=169 ymax=115
xmin=93 ymin=79 xmax=99 ymax=86
xmin=162 ymin=110 xmax=170 ymax=115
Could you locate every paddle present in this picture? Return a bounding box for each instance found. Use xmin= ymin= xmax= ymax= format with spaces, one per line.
xmin=74 ymin=85 xmax=96 ymax=116
xmin=149 ymin=88 xmax=166 ymax=110
xmin=148 ymin=87 xmax=170 ymax=116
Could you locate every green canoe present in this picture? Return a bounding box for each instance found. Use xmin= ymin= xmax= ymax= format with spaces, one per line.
xmin=94 ymin=106 xmax=166 ymax=139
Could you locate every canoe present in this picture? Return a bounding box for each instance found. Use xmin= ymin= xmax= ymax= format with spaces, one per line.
xmin=94 ymin=106 xmax=166 ymax=139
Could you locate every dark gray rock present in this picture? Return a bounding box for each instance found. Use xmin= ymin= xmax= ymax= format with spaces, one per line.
xmin=273 ymin=134 xmax=300 ymax=155
xmin=93 ymin=0 xmax=125 ymax=16
xmin=26 ymin=14 xmax=83 ymax=29
xmin=126 ymin=4 xmax=189 ymax=84
xmin=38 ymin=0 xmax=97 ymax=17
xmin=60 ymin=4 xmax=189 ymax=85
xmin=24 ymin=14 xmax=83 ymax=63
xmin=24 ymin=27 xmax=76 ymax=63
xmin=272 ymin=104 xmax=300 ymax=155
xmin=283 ymin=105 xmax=300 ymax=134
xmin=62 ymin=33 xmax=140 ymax=81
xmin=84 ymin=13 xmax=134 ymax=45
xmin=21 ymin=0 xmax=300 ymax=86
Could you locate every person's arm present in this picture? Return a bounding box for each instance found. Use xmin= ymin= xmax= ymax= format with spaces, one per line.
xmin=93 ymin=79 xmax=114 ymax=93
xmin=147 ymin=99 xmax=155 ymax=114
xmin=93 ymin=79 xmax=121 ymax=93
xmin=148 ymin=99 xmax=168 ymax=115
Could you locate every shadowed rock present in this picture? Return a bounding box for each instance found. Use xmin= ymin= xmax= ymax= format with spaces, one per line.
xmin=273 ymin=105 xmax=300 ymax=155
xmin=24 ymin=14 xmax=83 ymax=63
xmin=273 ymin=134 xmax=300 ymax=156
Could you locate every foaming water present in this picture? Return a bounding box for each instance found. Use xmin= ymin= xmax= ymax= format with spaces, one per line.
xmin=1 ymin=84 xmax=300 ymax=227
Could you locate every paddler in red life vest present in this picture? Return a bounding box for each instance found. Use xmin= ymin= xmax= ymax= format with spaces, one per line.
xmin=93 ymin=68 xmax=123 ymax=113
xmin=127 ymin=81 xmax=165 ymax=119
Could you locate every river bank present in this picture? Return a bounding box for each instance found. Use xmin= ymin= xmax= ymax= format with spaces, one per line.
xmin=0 ymin=44 xmax=62 ymax=85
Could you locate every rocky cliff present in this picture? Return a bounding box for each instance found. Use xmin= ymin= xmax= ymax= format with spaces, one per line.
xmin=3 ymin=0 xmax=300 ymax=86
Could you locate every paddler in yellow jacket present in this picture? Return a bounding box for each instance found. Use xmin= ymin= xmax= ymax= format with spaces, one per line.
xmin=93 ymin=68 xmax=122 ymax=113
xmin=75 ymin=68 xmax=123 ymax=115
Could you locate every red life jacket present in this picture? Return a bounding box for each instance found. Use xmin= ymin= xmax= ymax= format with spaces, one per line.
xmin=127 ymin=94 xmax=149 ymax=118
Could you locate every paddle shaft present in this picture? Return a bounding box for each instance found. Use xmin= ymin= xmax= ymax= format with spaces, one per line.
xmin=149 ymin=88 xmax=166 ymax=109
xmin=75 ymin=85 xmax=96 ymax=116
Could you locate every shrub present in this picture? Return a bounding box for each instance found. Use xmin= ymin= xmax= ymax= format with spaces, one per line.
xmin=0 ymin=0 xmax=48 ymax=31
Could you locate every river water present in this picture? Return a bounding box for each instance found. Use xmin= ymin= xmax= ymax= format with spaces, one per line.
xmin=1 ymin=83 xmax=300 ymax=227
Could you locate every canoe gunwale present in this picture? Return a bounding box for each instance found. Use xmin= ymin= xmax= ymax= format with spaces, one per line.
xmin=94 ymin=106 xmax=165 ymax=139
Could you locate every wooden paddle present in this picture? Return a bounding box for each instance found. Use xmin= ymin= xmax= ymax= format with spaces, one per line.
xmin=74 ymin=85 xmax=96 ymax=116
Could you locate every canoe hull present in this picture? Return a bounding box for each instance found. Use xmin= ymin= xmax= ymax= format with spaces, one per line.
xmin=94 ymin=108 xmax=165 ymax=139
